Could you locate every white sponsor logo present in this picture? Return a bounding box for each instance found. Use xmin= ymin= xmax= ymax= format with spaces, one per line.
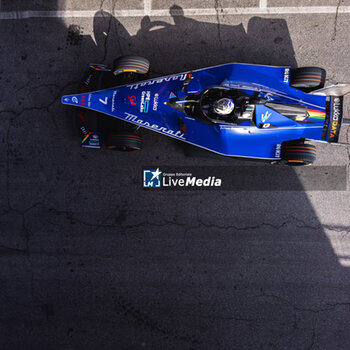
xmin=124 ymin=112 xmax=185 ymax=140
xmin=64 ymin=97 xmax=69 ymax=102
xmin=111 ymin=90 xmax=117 ymax=112
xmin=153 ymin=93 xmax=159 ymax=111
xmin=72 ymin=96 xmax=79 ymax=104
xmin=275 ymin=143 xmax=281 ymax=158
xmin=140 ymin=91 xmax=151 ymax=113
xmin=264 ymin=93 xmax=274 ymax=101
xmin=80 ymin=126 xmax=88 ymax=136
xmin=284 ymin=68 xmax=290 ymax=83
xmin=261 ymin=111 xmax=271 ymax=123
xmin=262 ymin=123 xmax=270 ymax=128
xmin=127 ymin=74 xmax=187 ymax=90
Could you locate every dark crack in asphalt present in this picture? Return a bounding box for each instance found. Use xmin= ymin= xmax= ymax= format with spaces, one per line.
xmin=332 ymin=0 xmax=342 ymax=41
xmin=307 ymin=326 xmax=316 ymax=350
xmin=214 ymin=0 xmax=223 ymax=46
xmin=115 ymin=295 xmax=200 ymax=346
xmin=102 ymin=0 xmax=120 ymax=63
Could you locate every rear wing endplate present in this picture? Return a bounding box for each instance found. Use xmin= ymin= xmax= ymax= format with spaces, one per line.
xmin=309 ymin=83 xmax=350 ymax=96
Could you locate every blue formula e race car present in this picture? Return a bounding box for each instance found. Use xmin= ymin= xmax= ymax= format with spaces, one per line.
xmin=62 ymin=56 xmax=348 ymax=165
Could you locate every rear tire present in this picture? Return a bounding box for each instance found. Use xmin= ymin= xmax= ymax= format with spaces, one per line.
xmin=281 ymin=141 xmax=316 ymax=165
xmin=113 ymin=55 xmax=150 ymax=75
xmin=290 ymin=67 xmax=326 ymax=92
xmin=106 ymin=133 xmax=142 ymax=151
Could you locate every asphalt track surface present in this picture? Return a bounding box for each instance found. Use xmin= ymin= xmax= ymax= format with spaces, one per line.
xmin=1 ymin=1 xmax=350 ymax=349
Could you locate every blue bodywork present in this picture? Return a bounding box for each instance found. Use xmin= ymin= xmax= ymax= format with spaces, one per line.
xmin=62 ymin=63 xmax=329 ymax=160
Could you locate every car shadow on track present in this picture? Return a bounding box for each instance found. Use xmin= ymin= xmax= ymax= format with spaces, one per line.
xmin=91 ymin=5 xmax=297 ymax=73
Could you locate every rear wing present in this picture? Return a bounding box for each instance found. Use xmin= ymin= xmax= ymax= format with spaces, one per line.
xmin=308 ymin=83 xmax=350 ymax=143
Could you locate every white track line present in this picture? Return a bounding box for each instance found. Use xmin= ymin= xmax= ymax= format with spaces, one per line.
xmin=144 ymin=0 xmax=152 ymax=16
xmin=1 ymin=6 xmax=350 ymax=20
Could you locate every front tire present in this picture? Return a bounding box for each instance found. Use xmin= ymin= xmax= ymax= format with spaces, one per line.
xmin=113 ymin=55 xmax=150 ymax=75
xmin=106 ymin=133 xmax=142 ymax=151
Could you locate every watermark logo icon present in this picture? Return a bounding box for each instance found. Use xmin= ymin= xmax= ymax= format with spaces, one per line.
xmin=143 ymin=168 xmax=162 ymax=188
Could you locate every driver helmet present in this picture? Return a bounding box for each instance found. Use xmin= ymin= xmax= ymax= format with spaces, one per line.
xmin=213 ymin=98 xmax=235 ymax=115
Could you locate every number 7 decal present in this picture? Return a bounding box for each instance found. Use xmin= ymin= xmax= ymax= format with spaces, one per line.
xmin=99 ymin=97 xmax=108 ymax=105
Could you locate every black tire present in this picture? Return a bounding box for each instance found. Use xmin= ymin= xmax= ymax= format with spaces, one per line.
xmin=113 ymin=55 xmax=150 ymax=75
xmin=290 ymin=67 xmax=326 ymax=92
xmin=106 ymin=133 xmax=142 ymax=151
xmin=281 ymin=141 xmax=316 ymax=165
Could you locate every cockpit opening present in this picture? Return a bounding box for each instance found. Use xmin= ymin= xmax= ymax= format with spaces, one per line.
xmin=166 ymin=86 xmax=256 ymax=125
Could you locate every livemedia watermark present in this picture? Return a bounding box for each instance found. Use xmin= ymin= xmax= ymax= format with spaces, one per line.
xmin=142 ymin=166 xmax=348 ymax=191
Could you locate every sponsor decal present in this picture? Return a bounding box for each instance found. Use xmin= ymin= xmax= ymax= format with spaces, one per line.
xmin=182 ymin=72 xmax=193 ymax=91
xmin=80 ymin=126 xmax=88 ymax=136
xmin=140 ymin=91 xmax=151 ymax=113
xmin=275 ymin=143 xmax=281 ymax=158
xmin=72 ymin=96 xmax=79 ymax=104
xmin=219 ymin=125 xmax=235 ymax=130
xmin=89 ymin=134 xmax=101 ymax=146
xmin=87 ymin=93 xmax=92 ymax=107
xmin=261 ymin=111 xmax=271 ymax=123
xmin=262 ymin=123 xmax=270 ymax=128
xmin=124 ymin=112 xmax=185 ymax=140
xmin=306 ymin=109 xmax=326 ymax=121
xmin=80 ymin=95 xmax=86 ymax=106
xmin=128 ymin=95 xmax=136 ymax=106
xmin=143 ymin=169 xmax=162 ymax=188
xmin=264 ymin=93 xmax=275 ymax=102
xmin=81 ymin=132 xmax=103 ymax=148
xmin=87 ymin=134 xmax=99 ymax=145
xmin=64 ymin=97 xmax=69 ymax=102
xmin=153 ymin=93 xmax=159 ymax=111
xmin=329 ymin=96 xmax=342 ymax=141
xmin=143 ymin=168 xmax=222 ymax=188
xmin=111 ymin=91 xmax=117 ymax=112
xmin=283 ymin=68 xmax=290 ymax=83
xmin=127 ymin=74 xmax=187 ymax=90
